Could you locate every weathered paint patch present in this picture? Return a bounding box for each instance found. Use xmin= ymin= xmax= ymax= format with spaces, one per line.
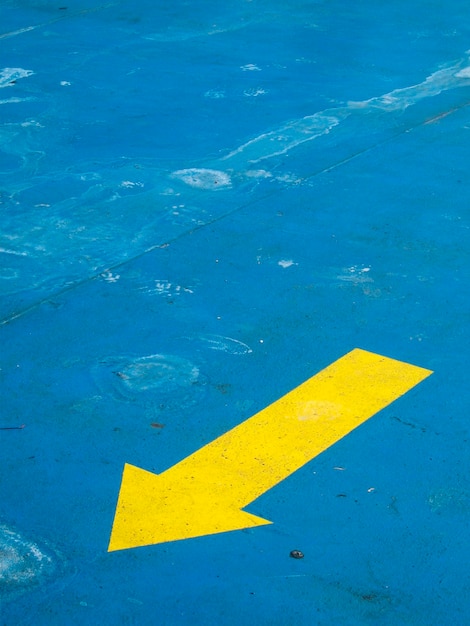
xmin=0 ymin=523 xmax=58 ymax=601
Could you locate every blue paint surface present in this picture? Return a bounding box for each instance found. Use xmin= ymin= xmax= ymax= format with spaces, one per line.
xmin=1 ymin=2 xmax=469 ymax=623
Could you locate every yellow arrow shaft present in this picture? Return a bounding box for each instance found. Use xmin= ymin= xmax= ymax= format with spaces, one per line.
xmin=161 ymin=348 xmax=432 ymax=508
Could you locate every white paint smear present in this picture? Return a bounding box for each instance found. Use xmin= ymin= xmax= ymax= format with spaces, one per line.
xmin=455 ymin=67 xmax=470 ymax=78
xmin=223 ymin=112 xmax=341 ymax=163
xmin=197 ymin=334 xmax=253 ymax=355
xmin=0 ymin=97 xmax=35 ymax=105
xmin=0 ymin=247 xmax=28 ymax=257
xmin=0 ymin=67 xmax=34 ymax=88
xmin=222 ymin=52 xmax=470 ymax=165
xmin=0 ymin=26 xmax=37 ymax=39
xmin=119 ymin=180 xmax=144 ymax=188
xmin=245 ymin=169 xmax=273 ymax=178
xmin=171 ymin=168 xmax=232 ymax=190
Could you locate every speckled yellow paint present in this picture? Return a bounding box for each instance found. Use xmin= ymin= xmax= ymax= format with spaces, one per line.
xmin=108 ymin=348 xmax=432 ymax=551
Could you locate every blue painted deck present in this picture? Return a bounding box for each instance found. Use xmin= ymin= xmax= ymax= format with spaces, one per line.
xmin=1 ymin=1 xmax=469 ymax=624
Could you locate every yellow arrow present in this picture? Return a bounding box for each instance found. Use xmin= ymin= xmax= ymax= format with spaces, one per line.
xmin=108 ymin=348 xmax=432 ymax=551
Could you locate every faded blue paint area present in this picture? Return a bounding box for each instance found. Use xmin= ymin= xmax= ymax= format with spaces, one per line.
xmin=1 ymin=1 xmax=469 ymax=624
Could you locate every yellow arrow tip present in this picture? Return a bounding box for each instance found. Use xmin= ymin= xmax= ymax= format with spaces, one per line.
xmin=108 ymin=463 xmax=272 ymax=552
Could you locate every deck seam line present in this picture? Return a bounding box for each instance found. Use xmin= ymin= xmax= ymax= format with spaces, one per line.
xmin=3 ymin=99 xmax=470 ymax=326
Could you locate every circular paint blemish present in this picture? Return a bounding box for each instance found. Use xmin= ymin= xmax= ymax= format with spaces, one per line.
xmin=0 ymin=524 xmax=58 ymax=601
xmin=93 ymin=354 xmax=208 ymax=409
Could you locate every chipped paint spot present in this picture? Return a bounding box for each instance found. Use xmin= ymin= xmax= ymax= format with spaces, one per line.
xmin=240 ymin=64 xmax=261 ymax=71
xmin=139 ymin=280 xmax=194 ymax=297
xmin=337 ymin=266 xmax=373 ymax=284
xmin=204 ymin=89 xmax=226 ymax=99
xmin=243 ymin=87 xmax=268 ymax=97
xmin=278 ymin=259 xmax=297 ymax=268
xmin=119 ymin=181 xmax=144 ymax=189
xmin=101 ymin=271 xmax=120 ymax=283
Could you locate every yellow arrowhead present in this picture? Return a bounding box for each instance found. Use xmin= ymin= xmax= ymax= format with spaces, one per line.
xmin=109 ymin=348 xmax=432 ymax=551
xmin=108 ymin=463 xmax=271 ymax=552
